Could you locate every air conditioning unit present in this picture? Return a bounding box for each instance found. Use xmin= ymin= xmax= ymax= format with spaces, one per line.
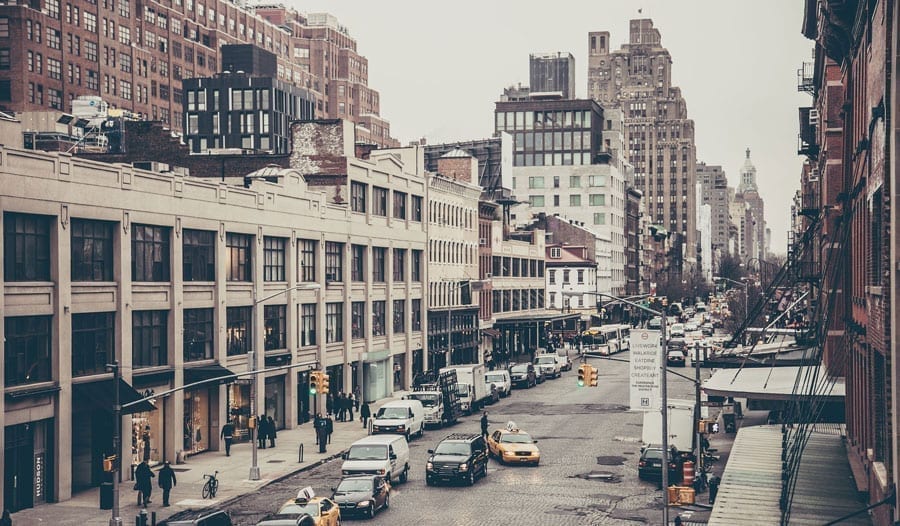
xmin=808 ymin=168 xmax=819 ymax=182
xmin=809 ymin=108 xmax=819 ymax=126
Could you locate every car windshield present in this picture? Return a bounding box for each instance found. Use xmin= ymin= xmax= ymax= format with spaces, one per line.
xmin=535 ymin=356 xmax=556 ymax=364
xmin=335 ymin=479 xmax=373 ymax=493
xmin=456 ymin=383 xmax=470 ymax=395
xmin=434 ymin=442 xmax=470 ymax=455
xmin=485 ymin=373 xmax=506 ymax=383
xmin=500 ymin=433 xmax=533 ymax=444
xmin=408 ymin=393 xmax=438 ymax=407
xmin=346 ymin=445 xmax=387 ymax=460
xmin=279 ymin=502 xmax=319 ymax=517
xmin=510 ymin=365 xmax=529 ymax=374
xmin=376 ymin=407 xmax=409 ymax=419
xmin=642 ymin=449 xmax=663 ymax=460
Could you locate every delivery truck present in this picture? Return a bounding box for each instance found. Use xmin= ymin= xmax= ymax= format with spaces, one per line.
xmin=440 ymin=364 xmax=489 ymax=415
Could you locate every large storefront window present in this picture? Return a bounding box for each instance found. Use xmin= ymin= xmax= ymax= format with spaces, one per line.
xmin=264 ymin=376 xmax=285 ymax=430
xmin=131 ymin=404 xmax=163 ymax=467
xmin=5 ymin=315 xmax=52 ymax=386
xmin=183 ymin=388 xmax=210 ymax=455
xmin=227 ymin=381 xmax=252 ymax=442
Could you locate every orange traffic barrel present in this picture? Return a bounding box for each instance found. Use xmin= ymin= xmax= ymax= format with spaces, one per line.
xmin=682 ymin=460 xmax=695 ymax=487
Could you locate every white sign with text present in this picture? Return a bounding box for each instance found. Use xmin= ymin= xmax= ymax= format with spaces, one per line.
xmin=629 ymin=329 xmax=661 ymax=411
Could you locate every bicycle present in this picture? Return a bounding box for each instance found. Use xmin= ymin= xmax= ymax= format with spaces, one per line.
xmin=202 ymin=471 xmax=219 ymax=499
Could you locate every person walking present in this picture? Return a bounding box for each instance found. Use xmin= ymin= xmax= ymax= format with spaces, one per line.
xmin=1 ymin=509 xmax=12 ymax=526
xmin=708 ymin=473 xmax=721 ymax=504
xmin=360 ymin=401 xmax=371 ymax=429
xmin=157 ymin=461 xmax=177 ymax=507
xmin=220 ymin=420 xmax=235 ymax=456
xmin=325 ymin=393 xmax=334 ymax=417
xmin=267 ymin=416 xmax=277 ymax=448
xmin=134 ymin=459 xmax=154 ymax=507
xmin=346 ymin=394 xmax=355 ymax=422
xmin=325 ymin=414 xmax=334 ymax=443
xmin=353 ymin=387 xmax=361 ymax=411
xmin=314 ymin=414 xmax=328 ymax=453
xmin=337 ymin=393 xmax=347 ymax=422
xmin=257 ymin=415 xmax=268 ymax=450
xmin=480 ymin=411 xmax=489 ymax=438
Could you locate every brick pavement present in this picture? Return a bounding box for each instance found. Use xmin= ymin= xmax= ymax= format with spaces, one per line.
xmin=11 ymin=392 xmax=408 ymax=526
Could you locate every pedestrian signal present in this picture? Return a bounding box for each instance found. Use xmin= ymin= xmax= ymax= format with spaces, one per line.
xmin=577 ymin=364 xmax=588 ymax=387
xmin=588 ymin=365 xmax=599 ymax=387
xmin=320 ymin=372 xmax=330 ymax=394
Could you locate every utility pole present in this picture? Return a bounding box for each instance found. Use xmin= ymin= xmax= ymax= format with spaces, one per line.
xmin=108 ymin=360 xmax=122 ymax=526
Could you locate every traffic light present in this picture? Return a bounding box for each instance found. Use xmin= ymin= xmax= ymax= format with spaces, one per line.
xmin=589 ymin=365 xmax=599 ymax=387
xmin=320 ymin=372 xmax=330 ymax=395
xmin=308 ymin=371 xmax=320 ymax=395
xmin=577 ymin=364 xmax=588 ymax=387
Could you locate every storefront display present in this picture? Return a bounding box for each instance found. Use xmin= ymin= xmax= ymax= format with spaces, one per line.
xmin=182 ymin=388 xmax=210 ymax=455
xmin=264 ymin=376 xmax=285 ymax=430
xmin=227 ymin=381 xmax=252 ymax=442
xmin=131 ymin=407 xmax=163 ymax=467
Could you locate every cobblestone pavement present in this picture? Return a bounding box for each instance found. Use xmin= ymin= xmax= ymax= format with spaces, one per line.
xmin=222 ymin=354 xmax=707 ymax=526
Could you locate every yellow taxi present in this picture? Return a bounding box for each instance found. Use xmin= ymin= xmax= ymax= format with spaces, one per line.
xmin=487 ymin=422 xmax=540 ymax=466
xmin=277 ymin=487 xmax=341 ymax=526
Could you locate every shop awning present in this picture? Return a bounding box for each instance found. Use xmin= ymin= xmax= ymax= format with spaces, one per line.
xmin=493 ymin=312 xmax=581 ymax=324
xmin=703 ymin=365 xmax=844 ymax=402
xmin=73 ymin=378 xmax=156 ymax=414
xmin=482 ymin=328 xmax=501 ymax=338
xmin=183 ymin=364 xmax=238 ymax=386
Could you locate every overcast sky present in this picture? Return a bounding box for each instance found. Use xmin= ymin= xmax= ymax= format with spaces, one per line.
xmin=287 ymin=0 xmax=811 ymax=255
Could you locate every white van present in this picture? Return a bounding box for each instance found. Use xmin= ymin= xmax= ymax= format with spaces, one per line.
xmin=484 ymin=370 xmax=511 ymax=398
xmin=371 ymin=400 xmax=425 ymax=440
xmin=341 ymin=434 xmax=410 ymax=484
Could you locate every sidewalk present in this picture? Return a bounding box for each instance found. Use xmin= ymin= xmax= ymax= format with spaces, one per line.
xmin=12 ymin=392 xmax=409 ymax=526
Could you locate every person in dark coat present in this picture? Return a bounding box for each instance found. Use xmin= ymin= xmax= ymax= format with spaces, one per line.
xmin=346 ymin=393 xmax=355 ymax=422
xmin=267 ymin=416 xmax=277 ymax=448
xmin=220 ymin=420 xmax=235 ymax=456
xmin=1 ymin=509 xmax=12 ymax=526
xmin=337 ymin=393 xmax=347 ymax=422
xmin=708 ymin=473 xmax=721 ymax=504
xmin=480 ymin=412 xmax=489 ymax=438
xmin=257 ymin=415 xmax=268 ymax=449
xmin=353 ymin=387 xmax=361 ymax=411
xmin=360 ymin=401 xmax=371 ymax=429
xmin=157 ymin=461 xmax=177 ymax=507
xmin=314 ymin=414 xmax=328 ymax=453
xmin=325 ymin=394 xmax=334 ymax=417
xmin=325 ymin=414 xmax=334 ymax=443
xmin=134 ymin=459 xmax=154 ymax=507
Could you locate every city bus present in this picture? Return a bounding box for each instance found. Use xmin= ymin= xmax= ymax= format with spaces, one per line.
xmin=581 ymin=324 xmax=631 ymax=355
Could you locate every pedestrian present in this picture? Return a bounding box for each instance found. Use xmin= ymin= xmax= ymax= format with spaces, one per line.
xmin=257 ymin=414 xmax=268 ymax=450
xmin=0 ymin=509 xmax=12 ymax=526
xmin=134 ymin=459 xmax=154 ymax=507
xmin=220 ymin=419 xmax=235 ymax=456
xmin=157 ymin=461 xmax=176 ymax=507
xmin=708 ymin=473 xmax=721 ymax=504
xmin=325 ymin=414 xmax=334 ymax=444
xmin=142 ymin=425 xmax=152 ymax=462
xmin=267 ymin=416 xmax=277 ymax=448
xmin=674 ymin=515 xmax=682 ymax=526
xmin=347 ymin=393 xmax=355 ymax=422
xmin=353 ymin=387 xmax=361 ymax=411
xmin=337 ymin=393 xmax=347 ymax=422
xmin=480 ymin=411 xmax=489 ymax=438
xmin=314 ymin=414 xmax=328 ymax=453
xmin=325 ymin=393 xmax=334 ymax=417
xmin=360 ymin=401 xmax=371 ymax=429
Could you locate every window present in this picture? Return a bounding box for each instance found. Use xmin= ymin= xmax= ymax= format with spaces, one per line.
xmin=300 ymin=303 xmax=316 ymax=346
xmin=393 ymin=191 xmax=407 ymax=219
xmin=528 ymin=176 xmax=544 ymax=189
xmin=132 ymin=224 xmax=170 ymax=281
xmin=72 ymin=312 xmax=114 ymax=376
xmin=411 ymin=299 xmax=422 ymax=331
xmin=47 ymin=28 xmax=61 ymax=49
xmin=226 ymin=307 xmax=251 ymax=356
xmin=529 ymin=195 xmax=545 ymax=207
xmin=264 ymin=305 xmax=286 ymax=351
xmin=132 ymin=311 xmax=168 ymax=368
xmin=326 ymin=303 xmax=343 ymax=343
xmin=372 ymin=187 xmax=388 ymax=216
xmin=351 ymin=301 xmax=365 ymax=339
xmin=226 ymin=233 xmax=252 ymax=281
xmin=324 ymin=241 xmax=343 ymax=282
xmin=5 ymin=316 xmax=52 ymax=386
xmin=299 ymin=239 xmax=316 ymax=282
xmin=351 ymin=244 xmax=365 ymax=282
xmin=373 ymin=247 xmax=386 ymax=282
xmin=85 ymin=41 xmax=98 ymax=62
xmin=0 ymin=17 xmax=8 ymax=38
xmin=393 ymin=248 xmax=405 ymax=282
xmin=182 ymin=229 xmax=215 ymax=281
xmin=393 ymin=299 xmax=405 ymax=333
xmin=0 ymin=48 xmax=10 ymax=70
xmin=411 ymin=250 xmax=422 ymax=282
xmin=350 ymin=181 xmax=366 ymax=213
xmin=593 ymin=213 xmax=606 ymax=225
xmin=71 ymin=219 xmax=114 ymax=281
xmin=263 ymin=237 xmax=286 ymax=282
xmin=577 ymin=270 xmax=585 ymax=284
xmin=183 ymin=308 xmax=213 ymax=362
xmin=84 ymin=12 xmax=96 ymax=32
xmin=372 ymin=301 xmax=386 ymax=336
xmin=588 ymin=175 xmax=607 ymax=187
xmin=4 ymin=213 xmax=51 ymax=281
xmin=48 ymin=88 xmax=62 ymax=109
xmin=570 ymin=195 xmax=581 ymax=207
xmin=411 ymin=195 xmax=423 ymax=222
xmin=589 ymin=194 xmax=606 ymax=206
xmin=548 ymin=270 xmax=556 ymax=284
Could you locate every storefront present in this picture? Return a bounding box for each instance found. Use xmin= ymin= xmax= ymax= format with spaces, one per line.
xmin=130 ymin=393 xmax=163 ymax=468
xmin=227 ymin=381 xmax=253 ymax=442
xmin=358 ymin=350 xmax=390 ymax=403
xmin=264 ymin=376 xmax=285 ymax=430
xmin=4 ymin=418 xmax=53 ymax=512
xmin=183 ymin=388 xmax=210 ymax=455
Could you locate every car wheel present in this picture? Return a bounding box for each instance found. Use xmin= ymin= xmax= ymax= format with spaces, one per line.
xmin=399 ymin=465 xmax=408 ymax=484
xmin=467 ymin=470 xmax=476 ymax=486
xmin=482 ymin=462 xmax=488 ymax=478
xmin=405 ymin=430 xmax=410 ymax=441
xmin=384 ymin=493 xmax=390 ymax=509
xmin=425 ymin=476 xmax=433 ymax=486
xmin=368 ymin=504 xmax=375 ymax=519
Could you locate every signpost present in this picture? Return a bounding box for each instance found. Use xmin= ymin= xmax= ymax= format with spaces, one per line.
xmin=629 ymin=329 xmax=661 ymax=411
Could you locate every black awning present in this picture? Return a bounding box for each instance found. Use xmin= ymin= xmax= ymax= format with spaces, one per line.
xmin=183 ymin=364 xmax=237 ymax=386
xmin=73 ymin=378 xmax=156 ymax=414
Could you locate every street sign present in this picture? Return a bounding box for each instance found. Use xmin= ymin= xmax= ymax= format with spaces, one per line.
xmin=629 ymin=329 xmax=661 ymax=411
xmin=701 ymin=400 xmax=723 ymax=407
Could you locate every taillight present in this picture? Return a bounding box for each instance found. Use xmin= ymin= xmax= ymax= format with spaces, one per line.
xmin=639 ymin=461 xmax=646 ymax=467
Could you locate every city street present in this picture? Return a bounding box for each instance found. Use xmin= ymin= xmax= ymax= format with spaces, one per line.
xmin=223 ymin=353 xmax=703 ymax=526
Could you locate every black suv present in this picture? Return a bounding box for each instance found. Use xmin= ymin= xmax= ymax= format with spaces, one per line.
xmin=425 ymin=433 xmax=488 ymax=486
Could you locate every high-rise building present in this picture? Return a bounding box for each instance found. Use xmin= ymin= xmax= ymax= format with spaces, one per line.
xmin=697 ymin=162 xmax=732 ymax=266
xmin=529 ymin=52 xmax=575 ymax=99
xmin=587 ymin=19 xmax=698 ymax=273
xmin=735 ymin=148 xmax=766 ymax=261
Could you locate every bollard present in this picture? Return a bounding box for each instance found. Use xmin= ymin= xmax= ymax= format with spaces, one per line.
xmin=151 ymin=511 xmax=156 ymax=526
xmin=298 ymin=443 xmax=304 ymax=463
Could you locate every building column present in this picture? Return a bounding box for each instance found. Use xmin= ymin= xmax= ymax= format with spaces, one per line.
xmin=56 ymin=210 xmax=73 ymax=501
xmin=170 ymin=218 xmax=186 ymax=461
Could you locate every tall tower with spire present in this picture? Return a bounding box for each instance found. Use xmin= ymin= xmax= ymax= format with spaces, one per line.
xmin=738 ymin=148 xmax=758 ymax=193
xmin=733 ymin=147 xmax=767 ymax=260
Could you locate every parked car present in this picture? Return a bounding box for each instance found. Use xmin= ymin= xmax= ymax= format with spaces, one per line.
xmin=425 ymin=433 xmax=489 ymax=486
xmin=670 ymin=323 xmax=686 ymax=338
xmin=331 ymin=475 xmax=390 ymax=519
xmin=638 ymin=446 xmax=681 ymax=484
xmin=533 ymin=354 xmax=562 ymax=379
xmin=484 ymin=370 xmax=512 ymax=398
xmin=509 ymin=363 xmax=537 ymax=389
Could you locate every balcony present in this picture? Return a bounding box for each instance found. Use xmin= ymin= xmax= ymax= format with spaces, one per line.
xmin=799 ymin=191 xmax=819 ymax=217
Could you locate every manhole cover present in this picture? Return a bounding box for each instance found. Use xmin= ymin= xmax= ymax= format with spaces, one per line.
xmin=596 ymin=455 xmax=626 ymax=466
xmin=572 ymin=471 xmax=621 ymax=483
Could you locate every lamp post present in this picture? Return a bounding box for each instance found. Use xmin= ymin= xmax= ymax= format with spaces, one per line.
xmin=107 ymin=360 xmax=122 ymax=526
xmin=249 ymin=283 xmax=321 ymax=481
xmin=713 ymin=275 xmax=748 ymax=320
xmin=563 ymin=290 xmax=671 ymax=526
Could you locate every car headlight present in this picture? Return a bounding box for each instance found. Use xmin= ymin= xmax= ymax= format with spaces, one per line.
xmin=397 ymin=425 xmax=405 ymax=431
xmin=357 ymin=501 xmax=371 ymax=508
xmin=342 ymin=470 xmax=351 ymax=475
xmin=426 ymin=462 xmax=433 ymax=470
xmin=502 ymin=450 xmax=514 ymax=456
xmin=459 ymin=463 xmax=468 ymax=471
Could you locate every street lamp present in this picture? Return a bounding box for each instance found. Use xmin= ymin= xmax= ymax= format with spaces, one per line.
xmin=563 ymin=290 xmax=672 ymax=526
xmin=440 ymin=279 xmax=488 ymax=368
xmin=713 ymin=275 xmax=748 ymax=319
xmin=249 ymin=283 xmax=321 ymax=480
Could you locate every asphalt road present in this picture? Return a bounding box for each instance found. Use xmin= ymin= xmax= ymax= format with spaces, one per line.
xmin=222 ymin=353 xmax=701 ymax=526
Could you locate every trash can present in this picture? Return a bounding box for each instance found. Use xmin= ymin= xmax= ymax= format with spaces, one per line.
xmin=723 ymin=413 xmax=737 ymax=434
xmin=99 ymin=482 xmax=113 ymax=510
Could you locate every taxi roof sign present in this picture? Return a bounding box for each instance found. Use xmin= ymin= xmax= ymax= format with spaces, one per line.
xmin=295 ymin=486 xmax=315 ymax=502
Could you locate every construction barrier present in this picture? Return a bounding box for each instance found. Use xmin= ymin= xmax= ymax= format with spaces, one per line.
xmin=682 ymin=460 xmax=695 ymax=487
xmin=667 ymin=485 xmax=696 ymax=505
